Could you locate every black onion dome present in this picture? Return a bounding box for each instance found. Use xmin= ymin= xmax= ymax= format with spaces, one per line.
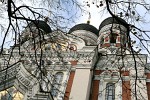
xmin=99 ymin=17 xmax=128 ymax=30
xmin=68 ymin=23 xmax=99 ymax=36
xmin=28 ymin=20 xmax=52 ymax=33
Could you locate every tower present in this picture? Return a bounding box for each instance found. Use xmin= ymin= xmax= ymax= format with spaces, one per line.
xmin=90 ymin=17 xmax=148 ymax=100
xmin=98 ymin=17 xmax=129 ymax=54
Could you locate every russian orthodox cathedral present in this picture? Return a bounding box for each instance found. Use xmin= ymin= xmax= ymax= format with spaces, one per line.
xmin=0 ymin=17 xmax=150 ymax=100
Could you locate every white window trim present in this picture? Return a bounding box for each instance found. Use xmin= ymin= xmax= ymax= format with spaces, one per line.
xmin=98 ymin=71 xmax=122 ymax=100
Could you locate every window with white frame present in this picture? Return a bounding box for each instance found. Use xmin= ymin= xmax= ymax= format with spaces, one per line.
xmin=51 ymin=72 xmax=64 ymax=97
xmin=105 ymin=83 xmax=115 ymax=100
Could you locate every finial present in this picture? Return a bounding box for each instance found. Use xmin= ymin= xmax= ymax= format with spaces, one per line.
xmin=87 ymin=12 xmax=91 ymax=24
xmin=112 ymin=3 xmax=117 ymax=15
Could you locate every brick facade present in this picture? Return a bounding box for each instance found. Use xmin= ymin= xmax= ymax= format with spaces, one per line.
xmin=94 ymin=70 xmax=103 ymax=75
xmin=121 ymin=71 xmax=129 ymax=76
xmin=146 ymin=73 xmax=150 ymax=79
xmin=146 ymin=82 xmax=150 ymax=100
xmin=146 ymin=73 xmax=150 ymax=100
xmin=122 ymin=81 xmax=131 ymax=100
xmin=64 ymin=71 xmax=75 ymax=100
xmin=90 ymin=80 xmax=100 ymax=100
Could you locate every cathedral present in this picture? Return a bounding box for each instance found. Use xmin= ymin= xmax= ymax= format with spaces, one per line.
xmin=0 ymin=17 xmax=150 ymax=100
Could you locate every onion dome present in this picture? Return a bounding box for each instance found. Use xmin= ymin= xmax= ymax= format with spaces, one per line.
xmin=99 ymin=17 xmax=128 ymax=30
xmin=98 ymin=17 xmax=129 ymax=52
xmin=21 ymin=20 xmax=52 ymax=44
xmin=68 ymin=23 xmax=98 ymax=36
xmin=68 ymin=23 xmax=98 ymax=46
xmin=28 ymin=20 xmax=52 ymax=33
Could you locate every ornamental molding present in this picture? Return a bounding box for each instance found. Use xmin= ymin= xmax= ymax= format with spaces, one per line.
xmin=71 ymin=30 xmax=98 ymax=39
xmin=99 ymin=24 xmax=127 ymax=34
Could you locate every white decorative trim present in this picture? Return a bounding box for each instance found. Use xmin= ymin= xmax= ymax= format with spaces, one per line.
xmin=99 ymin=24 xmax=127 ymax=34
xmin=98 ymin=79 xmax=104 ymax=100
xmin=146 ymin=79 xmax=150 ymax=82
xmin=118 ymin=79 xmax=122 ymax=100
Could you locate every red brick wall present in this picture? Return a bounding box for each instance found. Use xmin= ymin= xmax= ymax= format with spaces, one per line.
xmin=116 ymin=43 xmax=121 ymax=47
xmin=64 ymin=60 xmax=77 ymax=100
xmin=121 ymin=71 xmax=129 ymax=76
xmin=90 ymin=80 xmax=100 ymax=100
xmin=70 ymin=60 xmax=78 ymax=66
xmin=64 ymin=71 xmax=75 ymax=100
xmin=122 ymin=81 xmax=131 ymax=100
xmin=146 ymin=73 xmax=150 ymax=100
xmin=146 ymin=73 xmax=150 ymax=79
xmin=146 ymin=82 xmax=150 ymax=100
xmin=94 ymin=70 xmax=103 ymax=75
xmin=89 ymin=70 xmax=102 ymax=100
xmin=101 ymin=43 xmax=110 ymax=47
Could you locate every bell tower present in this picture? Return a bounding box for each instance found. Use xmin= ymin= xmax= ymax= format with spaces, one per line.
xmin=98 ymin=17 xmax=128 ymax=54
xmin=90 ymin=17 xmax=148 ymax=100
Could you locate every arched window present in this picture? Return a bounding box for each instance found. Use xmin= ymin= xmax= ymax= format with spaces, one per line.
xmin=110 ymin=33 xmax=118 ymax=43
xmin=105 ymin=83 xmax=115 ymax=100
xmin=51 ymin=72 xmax=64 ymax=97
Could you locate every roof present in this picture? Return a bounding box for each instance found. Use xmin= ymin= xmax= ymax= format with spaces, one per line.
xmin=28 ymin=20 xmax=52 ymax=33
xmin=99 ymin=17 xmax=127 ymax=30
xmin=68 ymin=23 xmax=99 ymax=36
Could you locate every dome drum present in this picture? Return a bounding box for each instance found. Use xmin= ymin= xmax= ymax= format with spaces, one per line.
xmin=71 ymin=30 xmax=98 ymax=46
xmin=99 ymin=17 xmax=128 ymax=30
xmin=98 ymin=32 xmax=127 ymax=49
xmin=69 ymin=23 xmax=99 ymax=46
xmin=98 ymin=17 xmax=128 ymax=50
xmin=68 ymin=23 xmax=99 ymax=36
xmin=99 ymin=24 xmax=127 ymax=35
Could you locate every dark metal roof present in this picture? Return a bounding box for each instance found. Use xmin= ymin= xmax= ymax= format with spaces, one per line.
xmin=99 ymin=17 xmax=127 ymax=30
xmin=28 ymin=20 xmax=52 ymax=33
xmin=68 ymin=23 xmax=99 ymax=36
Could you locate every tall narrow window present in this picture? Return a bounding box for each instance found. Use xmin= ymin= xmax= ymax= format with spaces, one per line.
xmin=51 ymin=72 xmax=64 ymax=97
xmin=105 ymin=83 xmax=115 ymax=100
xmin=110 ymin=33 xmax=118 ymax=43
xmin=100 ymin=37 xmax=104 ymax=45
